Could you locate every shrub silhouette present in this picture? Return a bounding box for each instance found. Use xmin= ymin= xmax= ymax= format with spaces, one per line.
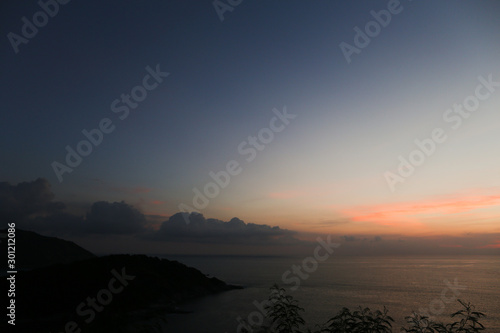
xmin=265 ymin=284 xmax=306 ymax=333
xmin=241 ymin=285 xmax=486 ymax=333
xmin=324 ymin=305 xmax=394 ymax=332
xmin=401 ymin=300 xmax=485 ymax=333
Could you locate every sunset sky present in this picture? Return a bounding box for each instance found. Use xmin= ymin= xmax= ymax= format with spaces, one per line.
xmin=2 ymin=1 xmax=500 ymax=254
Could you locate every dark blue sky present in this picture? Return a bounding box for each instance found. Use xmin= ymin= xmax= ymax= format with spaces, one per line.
xmin=2 ymin=1 xmax=500 ymax=254
xmin=2 ymin=0 xmax=385 ymax=196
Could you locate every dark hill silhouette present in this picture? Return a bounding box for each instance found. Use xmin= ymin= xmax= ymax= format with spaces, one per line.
xmin=7 ymin=254 xmax=241 ymax=333
xmin=0 ymin=228 xmax=95 ymax=270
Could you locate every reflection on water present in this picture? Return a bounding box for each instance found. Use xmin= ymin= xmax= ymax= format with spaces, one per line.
xmin=161 ymin=255 xmax=500 ymax=332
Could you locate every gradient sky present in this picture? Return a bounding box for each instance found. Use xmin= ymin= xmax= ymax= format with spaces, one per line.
xmin=2 ymin=0 xmax=500 ymax=254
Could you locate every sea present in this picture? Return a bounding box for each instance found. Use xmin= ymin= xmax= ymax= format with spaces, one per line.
xmin=157 ymin=255 xmax=500 ymax=333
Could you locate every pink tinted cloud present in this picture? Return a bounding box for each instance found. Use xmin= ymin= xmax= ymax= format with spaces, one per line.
xmin=340 ymin=192 xmax=500 ymax=231
xmin=151 ymin=200 xmax=166 ymax=205
xmin=479 ymin=241 xmax=500 ymax=249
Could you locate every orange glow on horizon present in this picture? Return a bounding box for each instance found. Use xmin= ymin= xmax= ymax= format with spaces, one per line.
xmin=479 ymin=241 xmax=500 ymax=249
xmin=339 ymin=192 xmax=500 ymax=235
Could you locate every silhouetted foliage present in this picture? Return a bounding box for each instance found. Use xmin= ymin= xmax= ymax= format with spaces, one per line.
xmin=402 ymin=300 xmax=485 ymax=333
xmin=324 ymin=305 xmax=393 ymax=332
xmin=266 ymin=284 xmax=306 ymax=333
xmin=242 ymin=285 xmax=486 ymax=333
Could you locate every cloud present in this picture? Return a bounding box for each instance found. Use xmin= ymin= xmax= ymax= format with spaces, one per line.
xmin=478 ymin=240 xmax=500 ymax=249
xmin=294 ymin=218 xmax=351 ymax=231
xmin=6 ymin=180 xmax=290 ymax=241
xmin=341 ymin=235 xmax=358 ymax=242
xmin=149 ymin=212 xmax=299 ymax=244
xmin=1 ymin=178 xmax=148 ymax=235
xmin=0 ymin=178 xmax=65 ymax=221
xmin=7 ymin=179 xmax=498 ymax=255
xmin=333 ymin=233 xmax=500 ymax=255
xmin=311 ymin=219 xmax=351 ymax=226
xmin=340 ymin=189 xmax=500 ymax=232
xmin=83 ymin=201 xmax=146 ymax=234
xmin=26 ymin=201 xmax=147 ymax=235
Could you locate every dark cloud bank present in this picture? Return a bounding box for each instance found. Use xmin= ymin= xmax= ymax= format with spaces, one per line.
xmin=1 ymin=178 xmax=300 ymax=246
xmin=2 ymin=179 xmax=499 ymax=255
xmin=149 ymin=212 xmax=298 ymax=244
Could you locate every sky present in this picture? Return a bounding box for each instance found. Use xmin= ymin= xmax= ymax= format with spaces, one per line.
xmin=1 ymin=0 xmax=500 ymax=255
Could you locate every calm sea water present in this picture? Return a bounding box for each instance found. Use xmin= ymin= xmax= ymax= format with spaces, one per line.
xmin=159 ymin=255 xmax=500 ymax=333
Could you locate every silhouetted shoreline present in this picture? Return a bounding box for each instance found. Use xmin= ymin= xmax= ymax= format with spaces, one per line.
xmin=1 ymin=230 xmax=241 ymax=332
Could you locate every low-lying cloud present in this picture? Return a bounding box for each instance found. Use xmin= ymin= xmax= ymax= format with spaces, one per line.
xmin=149 ymin=212 xmax=300 ymax=244
xmin=85 ymin=201 xmax=146 ymax=234
xmin=0 ymin=178 xmax=65 ymax=221
xmin=3 ymin=179 xmax=499 ymax=254
xmin=1 ymin=179 xmax=146 ymax=235
xmin=1 ymin=179 xmax=300 ymax=246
